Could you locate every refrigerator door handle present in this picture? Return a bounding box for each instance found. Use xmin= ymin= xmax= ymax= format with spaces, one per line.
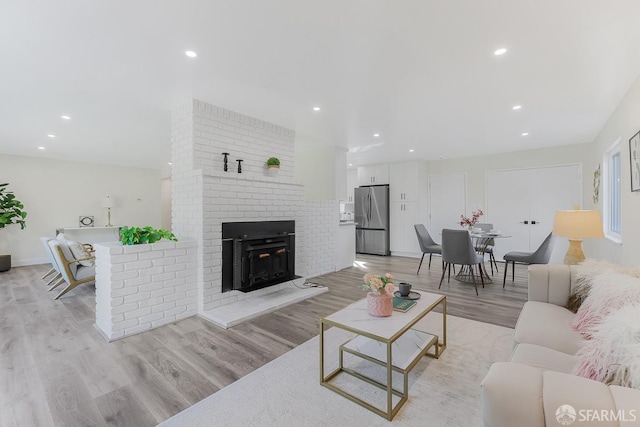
xmin=368 ymin=193 xmax=372 ymax=222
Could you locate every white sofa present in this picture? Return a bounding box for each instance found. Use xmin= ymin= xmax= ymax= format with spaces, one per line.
xmin=481 ymin=264 xmax=640 ymax=427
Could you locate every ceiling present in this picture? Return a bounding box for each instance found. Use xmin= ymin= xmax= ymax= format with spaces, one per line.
xmin=2 ymin=1 xmax=640 ymax=176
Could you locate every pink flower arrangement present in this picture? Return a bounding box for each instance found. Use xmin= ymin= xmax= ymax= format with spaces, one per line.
xmin=460 ymin=209 xmax=484 ymax=228
xmin=363 ymin=273 xmax=395 ymax=296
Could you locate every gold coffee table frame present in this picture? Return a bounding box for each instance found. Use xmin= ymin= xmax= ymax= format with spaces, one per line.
xmin=319 ymin=292 xmax=446 ymax=420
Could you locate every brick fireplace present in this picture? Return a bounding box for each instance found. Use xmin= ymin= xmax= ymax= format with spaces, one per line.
xmin=171 ymin=99 xmax=337 ymax=319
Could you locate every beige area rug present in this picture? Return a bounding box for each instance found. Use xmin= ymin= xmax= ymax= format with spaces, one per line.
xmin=158 ymin=314 xmax=514 ymax=427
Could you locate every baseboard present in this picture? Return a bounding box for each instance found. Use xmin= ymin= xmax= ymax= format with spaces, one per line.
xmin=12 ymin=257 xmax=49 ymax=267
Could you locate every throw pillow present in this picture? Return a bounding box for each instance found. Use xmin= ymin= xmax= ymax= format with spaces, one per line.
xmin=66 ymin=240 xmax=95 ymax=267
xmin=566 ymin=259 xmax=640 ymax=313
xmin=569 ymin=271 xmax=640 ymax=338
xmin=573 ymin=304 xmax=640 ymax=389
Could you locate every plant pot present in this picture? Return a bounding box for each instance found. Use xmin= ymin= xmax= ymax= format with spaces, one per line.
xmin=367 ymin=292 xmax=393 ymax=317
xmin=267 ymin=166 xmax=280 ymax=177
xmin=0 ymin=255 xmax=11 ymax=272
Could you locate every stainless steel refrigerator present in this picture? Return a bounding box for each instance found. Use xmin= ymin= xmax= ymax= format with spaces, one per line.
xmin=355 ymin=185 xmax=390 ymax=255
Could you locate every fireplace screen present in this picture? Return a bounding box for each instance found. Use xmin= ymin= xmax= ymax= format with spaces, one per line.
xmin=222 ymin=221 xmax=295 ymax=293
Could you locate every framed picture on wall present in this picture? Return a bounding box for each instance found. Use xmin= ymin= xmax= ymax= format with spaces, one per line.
xmin=631 ymin=130 xmax=640 ymax=192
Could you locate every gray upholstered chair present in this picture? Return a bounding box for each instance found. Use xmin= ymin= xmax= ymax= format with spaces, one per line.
xmin=502 ymin=232 xmax=556 ymax=287
xmin=47 ymin=240 xmax=96 ymax=300
xmin=474 ymin=223 xmax=499 ymax=274
xmin=439 ymin=229 xmax=485 ymax=295
xmin=414 ymin=224 xmax=442 ymax=273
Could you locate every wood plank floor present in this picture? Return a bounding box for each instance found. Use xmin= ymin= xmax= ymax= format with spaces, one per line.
xmin=0 ymin=254 xmax=528 ymax=426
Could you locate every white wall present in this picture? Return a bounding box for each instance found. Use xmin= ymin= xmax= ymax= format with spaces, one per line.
xmin=295 ymin=146 xmax=338 ymax=200
xmin=0 ymin=154 xmax=162 ymax=266
xmin=426 ymin=143 xmax=589 ymax=213
xmin=584 ymin=75 xmax=640 ymax=266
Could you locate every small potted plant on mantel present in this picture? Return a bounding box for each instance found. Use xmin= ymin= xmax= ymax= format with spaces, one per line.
xmin=266 ymin=157 xmax=280 ymax=177
xmin=0 ymin=183 xmax=28 ymax=272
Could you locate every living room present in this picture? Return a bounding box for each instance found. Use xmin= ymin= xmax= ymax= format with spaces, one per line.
xmin=2 ymin=2 xmax=640 ymax=426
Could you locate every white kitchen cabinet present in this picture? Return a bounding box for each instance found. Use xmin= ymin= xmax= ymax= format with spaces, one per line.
xmin=336 ymin=223 xmax=356 ymax=270
xmin=390 ymin=161 xmax=420 ymax=202
xmin=389 ymin=201 xmax=421 ymax=255
xmin=346 ymin=169 xmax=358 ymax=203
xmin=357 ymin=164 xmax=389 ymax=186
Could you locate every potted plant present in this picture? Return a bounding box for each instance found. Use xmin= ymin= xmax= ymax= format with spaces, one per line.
xmin=0 ymin=183 xmax=28 ymax=272
xmin=266 ymin=157 xmax=280 ymax=177
xmin=119 ymin=226 xmax=177 ymax=245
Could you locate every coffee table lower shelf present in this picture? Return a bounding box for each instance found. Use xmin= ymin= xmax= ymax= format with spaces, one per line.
xmin=321 ymin=329 xmax=442 ymax=420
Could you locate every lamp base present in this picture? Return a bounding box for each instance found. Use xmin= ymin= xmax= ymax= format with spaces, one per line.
xmin=106 ymin=208 xmax=112 ymax=227
xmin=564 ymin=239 xmax=585 ymax=265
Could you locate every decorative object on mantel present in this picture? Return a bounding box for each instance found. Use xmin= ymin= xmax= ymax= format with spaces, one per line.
xmin=266 ymin=157 xmax=280 ymax=177
xmin=79 ymin=216 xmax=94 ymax=228
xmin=236 ymin=159 xmax=243 ymax=173
xmin=119 ymin=226 xmax=177 ymax=245
xmin=222 ymin=152 xmax=230 ymax=172
xmin=592 ymin=164 xmax=601 ymax=203
xmin=0 ymin=182 xmax=28 ymax=272
xmin=630 ymin=130 xmax=640 ymax=192
xmin=459 ymin=209 xmax=484 ymax=231
xmin=102 ymin=196 xmax=116 ymax=227
xmin=362 ymin=273 xmax=396 ymax=317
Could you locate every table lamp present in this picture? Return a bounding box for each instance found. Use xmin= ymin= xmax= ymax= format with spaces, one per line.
xmin=552 ymin=208 xmax=604 ymax=265
xmin=102 ymin=196 xmax=116 ymax=227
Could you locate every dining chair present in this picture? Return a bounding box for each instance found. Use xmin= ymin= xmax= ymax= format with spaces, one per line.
xmin=439 ymin=229 xmax=485 ymax=295
xmin=474 ymin=223 xmax=499 ymax=274
xmin=502 ymin=232 xmax=556 ymax=287
xmin=414 ymin=224 xmax=442 ymax=273
xmin=47 ymin=240 xmax=96 ymax=300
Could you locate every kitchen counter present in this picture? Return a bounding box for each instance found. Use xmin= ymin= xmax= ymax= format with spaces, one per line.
xmin=336 ymin=222 xmax=356 ymax=270
xmin=339 ymin=221 xmax=355 ymax=226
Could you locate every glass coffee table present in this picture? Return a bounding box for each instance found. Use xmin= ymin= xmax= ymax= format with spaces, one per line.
xmin=319 ymin=291 xmax=446 ymax=420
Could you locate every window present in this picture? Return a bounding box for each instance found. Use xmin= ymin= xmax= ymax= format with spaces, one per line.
xmin=603 ymin=139 xmax=622 ymax=243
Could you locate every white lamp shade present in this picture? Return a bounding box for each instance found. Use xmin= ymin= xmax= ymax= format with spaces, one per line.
xmin=552 ymin=209 xmax=604 ymax=239
xmin=102 ymin=197 xmax=115 ymax=208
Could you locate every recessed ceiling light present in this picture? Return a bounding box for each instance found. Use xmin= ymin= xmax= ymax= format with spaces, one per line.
xmin=313 ymin=106 xmax=320 ymax=111
xmin=409 ymin=149 xmax=415 ymax=153
xmin=37 ymin=146 xmax=45 ymax=150
xmin=373 ymin=133 xmax=380 ymax=138
xmin=494 ymin=48 xmax=507 ymax=56
xmin=61 ymin=115 xmax=71 ymax=120
xmin=185 ymin=50 xmax=197 ymax=58
xmin=348 ymin=163 xmax=353 ymax=166
xmin=521 ymin=132 xmax=529 ymax=136
xmin=47 ymin=134 xmax=56 ymax=138
xmin=168 ymin=162 xmax=173 ymax=165
xmin=512 ymin=105 xmax=522 ymax=110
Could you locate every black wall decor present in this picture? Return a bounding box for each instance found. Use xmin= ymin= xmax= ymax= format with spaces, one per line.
xmin=236 ymin=159 xmax=243 ymax=173
xmin=222 ymin=152 xmax=229 ymax=172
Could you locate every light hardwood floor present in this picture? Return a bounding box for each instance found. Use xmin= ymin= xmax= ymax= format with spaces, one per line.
xmin=0 ymin=255 xmax=529 ymax=426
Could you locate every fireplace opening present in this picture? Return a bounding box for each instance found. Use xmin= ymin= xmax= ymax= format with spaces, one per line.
xmin=222 ymin=221 xmax=296 ymax=293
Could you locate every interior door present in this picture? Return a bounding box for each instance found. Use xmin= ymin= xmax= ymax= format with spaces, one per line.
xmin=486 ymin=165 xmax=582 ymax=263
xmin=485 ymin=169 xmax=531 ymax=259
xmin=529 ymin=165 xmax=582 ymax=264
xmin=428 ymin=173 xmax=466 ymax=241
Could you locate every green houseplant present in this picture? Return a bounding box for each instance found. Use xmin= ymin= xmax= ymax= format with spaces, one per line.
xmin=266 ymin=157 xmax=280 ymax=169
xmin=120 ymin=226 xmax=177 ymax=245
xmin=0 ymin=183 xmax=28 ymax=272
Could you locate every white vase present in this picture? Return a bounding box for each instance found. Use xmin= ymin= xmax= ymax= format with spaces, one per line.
xmin=267 ymin=167 xmax=279 ymax=177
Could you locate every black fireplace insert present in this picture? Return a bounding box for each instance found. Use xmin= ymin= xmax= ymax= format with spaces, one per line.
xmin=222 ymin=221 xmax=296 ymax=293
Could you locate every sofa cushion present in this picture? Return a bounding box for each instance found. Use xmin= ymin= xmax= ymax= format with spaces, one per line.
xmin=510 ymin=343 xmax=576 ymax=374
xmin=514 ymin=301 xmax=585 ymax=355
xmin=542 ymin=371 xmax=619 ymax=427
xmin=481 ymin=362 xmax=545 ymax=427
